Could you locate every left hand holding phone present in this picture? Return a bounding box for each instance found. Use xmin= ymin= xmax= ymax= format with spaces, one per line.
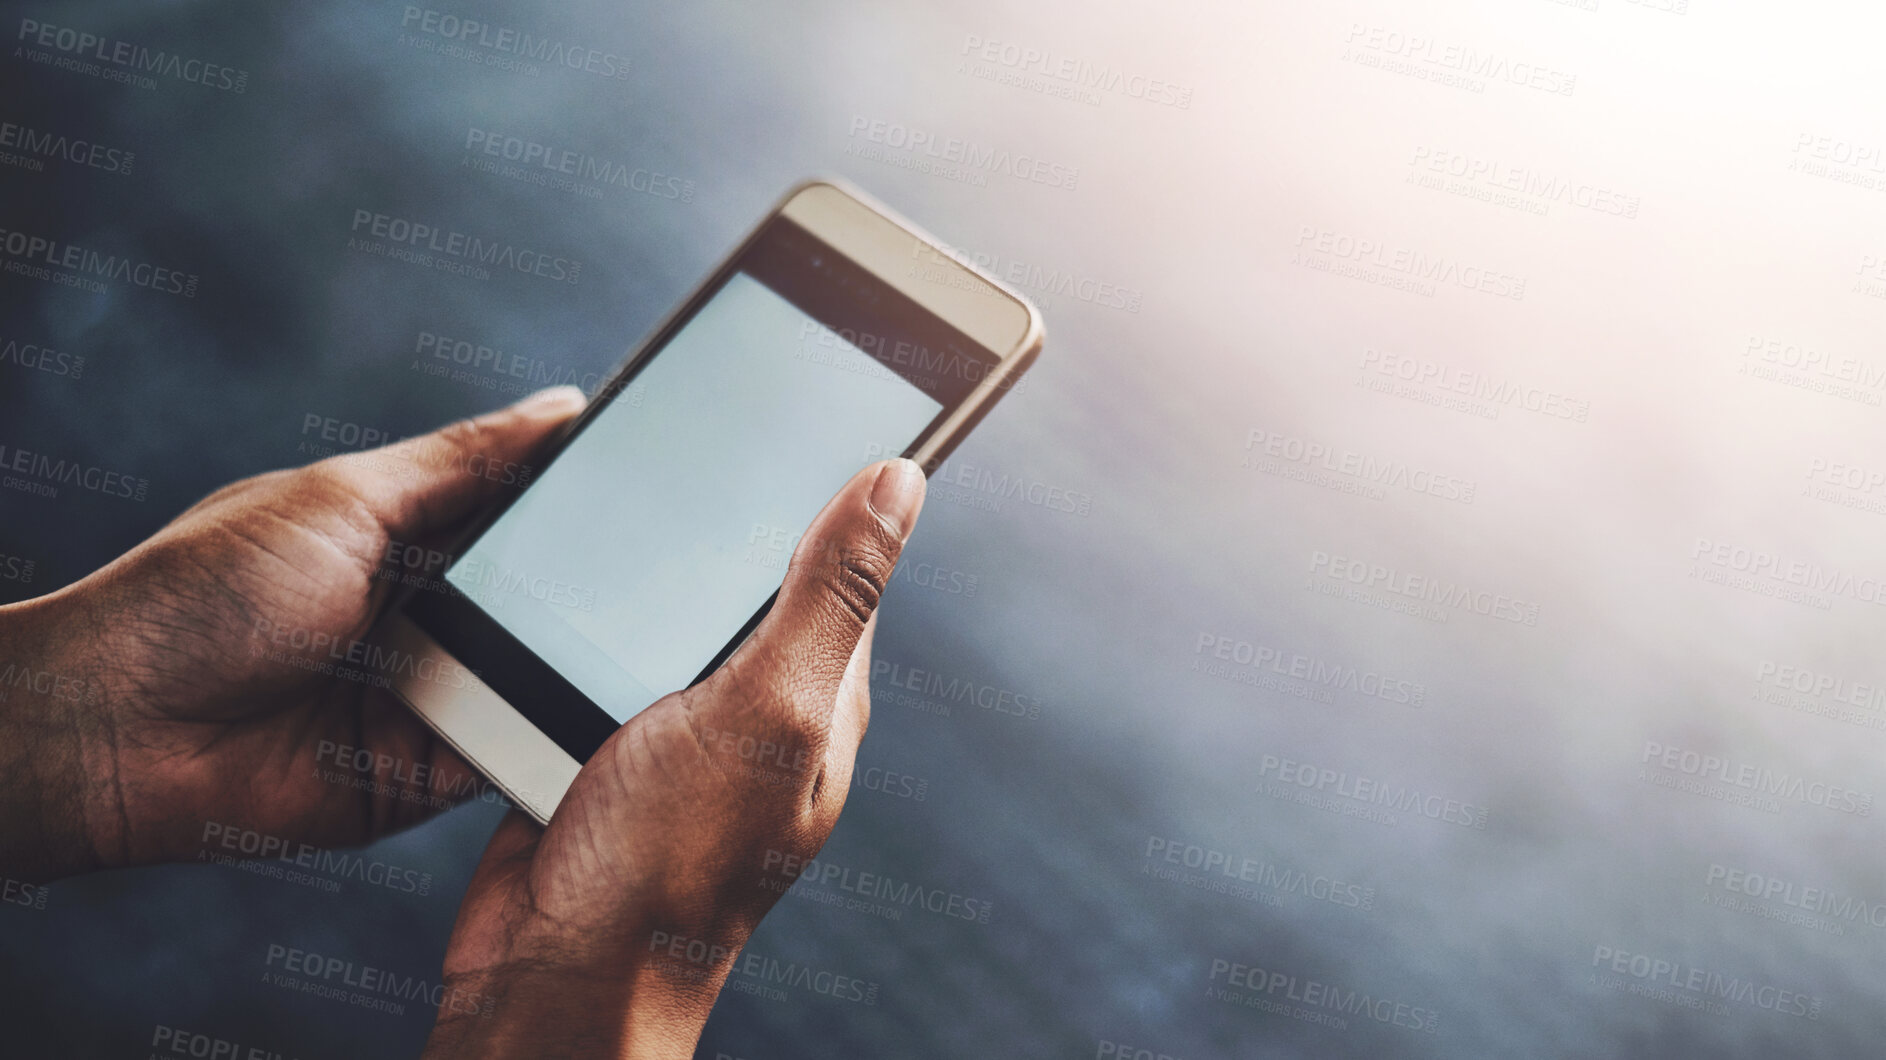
xmin=0 ymin=385 xmax=588 ymax=881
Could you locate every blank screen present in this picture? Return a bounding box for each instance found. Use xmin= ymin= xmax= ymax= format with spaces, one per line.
xmin=444 ymin=271 xmax=943 ymax=721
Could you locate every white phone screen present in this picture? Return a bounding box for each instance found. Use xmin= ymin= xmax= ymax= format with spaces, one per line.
xmin=443 ymin=271 xmax=943 ymax=722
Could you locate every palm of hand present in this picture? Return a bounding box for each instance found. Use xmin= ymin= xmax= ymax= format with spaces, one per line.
xmin=78 ymin=463 xmax=483 ymax=866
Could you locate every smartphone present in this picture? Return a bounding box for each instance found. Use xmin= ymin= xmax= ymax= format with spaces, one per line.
xmin=380 ymin=179 xmax=1044 ymax=824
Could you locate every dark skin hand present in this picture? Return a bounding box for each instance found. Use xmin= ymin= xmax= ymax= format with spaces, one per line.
xmin=0 ymin=385 xmax=927 ymax=1057
xmin=424 ymin=452 xmax=924 ymax=1057
xmin=0 ymin=387 xmax=585 ymax=877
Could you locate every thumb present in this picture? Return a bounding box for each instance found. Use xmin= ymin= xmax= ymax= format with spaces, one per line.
xmin=328 ymin=385 xmax=587 ymax=540
xmin=715 ymin=459 xmax=925 ymax=730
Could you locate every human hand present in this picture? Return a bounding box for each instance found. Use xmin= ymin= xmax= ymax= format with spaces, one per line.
xmin=0 ymin=387 xmax=587 ymax=880
xmin=421 ymin=458 xmax=927 ymax=1059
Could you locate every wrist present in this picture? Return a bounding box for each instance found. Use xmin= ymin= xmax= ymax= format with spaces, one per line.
xmin=424 ymin=901 xmax=751 ymax=1060
xmin=0 ymin=588 xmax=122 ymax=880
xmin=423 ymin=950 xmax=728 ymax=1060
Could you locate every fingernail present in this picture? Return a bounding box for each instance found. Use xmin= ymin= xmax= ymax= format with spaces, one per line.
xmin=868 ymin=459 xmax=926 ymax=542
xmin=518 ymin=385 xmax=586 ymax=413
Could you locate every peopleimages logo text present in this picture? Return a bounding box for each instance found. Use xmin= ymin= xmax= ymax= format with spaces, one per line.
xmin=1193 ymin=634 xmax=1426 ymax=706
xmin=0 ymin=121 xmax=134 ymax=175
xmin=845 ymin=116 xmax=1080 ymax=190
xmin=1757 ymin=660 xmax=1886 ymax=711
xmin=1691 ymin=537 xmax=1886 ymax=607
xmin=763 ymin=849 xmax=994 ymax=923
xmin=1258 ymin=754 xmax=1488 ymax=828
xmin=1310 ymin=551 xmax=1539 ymax=625
xmin=0 ymin=440 xmax=148 ymax=499
xmin=16 ymin=19 xmax=249 ymax=92
xmin=1294 ymin=227 xmax=1526 ymax=300
xmin=1707 ymin=862 xmax=1886 ymax=930
xmin=1640 ymin=741 xmax=1873 ymax=816
xmin=1590 ymin=945 xmax=1823 ymax=1019
xmin=959 ymin=34 xmax=1194 ymax=108
xmin=463 ymin=128 xmax=692 ymax=201
xmin=398 ymin=7 xmax=630 ymax=78
xmin=1207 ymin=957 xmax=1441 ymax=1031
xmin=0 ymin=228 xmax=198 ymax=296
xmin=348 ymin=209 xmax=580 ymax=283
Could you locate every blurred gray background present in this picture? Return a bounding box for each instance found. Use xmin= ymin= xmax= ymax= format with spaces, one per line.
xmin=6 ymin=0 xmax=1886 ymax=1056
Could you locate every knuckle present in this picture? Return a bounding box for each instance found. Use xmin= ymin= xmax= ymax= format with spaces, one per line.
xmin=826 ymin=546 xmax=893 ymax=626
xmin=716 ymin=644 xmax=825 ymax=744
xmin=184 ymin=467 xmax=278 ymax=516
xmin=297 ymin=460 xmax=364 ymax=506
xmin=304 ymin=456 xmax=379 ymax=504
xmin=437 ymin=415 xmax=489 ymax=457
xmin=287 ymin=460 xmax=401 ymax=545
xmin=767 ymin=658 xmax=828 ymax=737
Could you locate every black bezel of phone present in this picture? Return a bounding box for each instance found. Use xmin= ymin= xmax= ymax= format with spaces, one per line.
xmin=400 ymin=206 xmax=1031 ymax=764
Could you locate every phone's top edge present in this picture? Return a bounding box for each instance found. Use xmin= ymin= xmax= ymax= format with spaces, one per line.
xmin=779 ymin=176 xmax=1045 ymax=359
